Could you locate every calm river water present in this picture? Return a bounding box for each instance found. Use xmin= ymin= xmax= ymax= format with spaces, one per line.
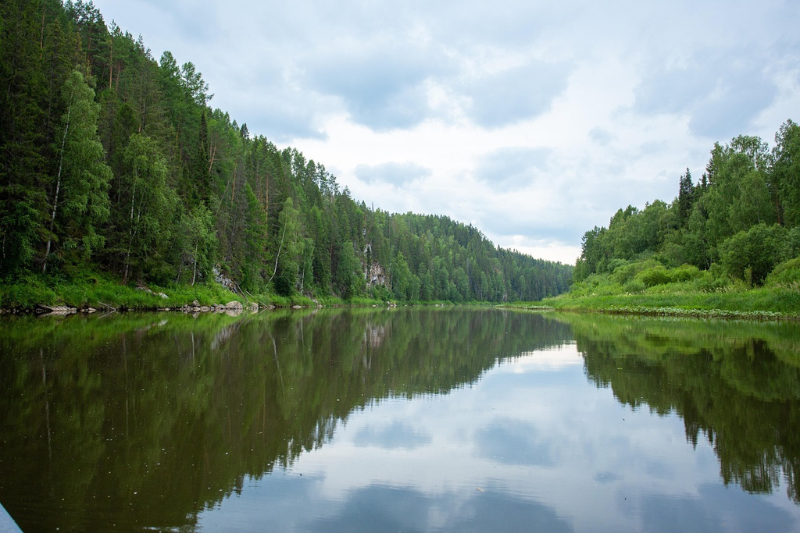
xmin=1 ymin=308 xmax=799 ymax=532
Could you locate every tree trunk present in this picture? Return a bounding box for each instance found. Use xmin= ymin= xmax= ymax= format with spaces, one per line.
xmin=108 ymin=36 xmax=113 ymax=88
xmin=192 ymin=244 xmax=198 ymax=286
xmin=43 ymin=88 xmax=74 ymax=273
xmin=267 ymin=224 xmax=287 ymax=284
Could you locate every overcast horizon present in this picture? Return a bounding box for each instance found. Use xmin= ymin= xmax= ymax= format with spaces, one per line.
xmin=91 ymin=0 xmax=799 ymax=265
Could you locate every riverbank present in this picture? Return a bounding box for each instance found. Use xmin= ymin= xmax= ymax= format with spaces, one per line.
xmin=0 ymin=271 xmax=358 ymax=314
xmin=0 ymin=271 xmax=472 ymax=314
xmin=503 ymin=286 xmax=800 ymax=320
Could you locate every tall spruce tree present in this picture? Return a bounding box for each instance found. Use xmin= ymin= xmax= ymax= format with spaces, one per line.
xmin=677 ymin=168 xmax=693 ymax=226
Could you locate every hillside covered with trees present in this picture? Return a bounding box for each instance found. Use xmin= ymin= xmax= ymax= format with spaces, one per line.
xmin=0 ymin=0 xmax=572 ymax=305
xmin=571 ymin=120 xmax=800 ymax=299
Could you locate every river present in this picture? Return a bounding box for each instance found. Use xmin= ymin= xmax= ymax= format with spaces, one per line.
xmin=1 ymin=308 xmax=799 ymax=531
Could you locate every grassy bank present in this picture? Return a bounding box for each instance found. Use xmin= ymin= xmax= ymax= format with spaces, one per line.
xmin=1 ymin=271 xmax=242 ymax=311
xmin=0 ymin=271 xmax=355 ymax=312
xmin=505 ymin=286 xmax=800 ymax=319
xmin=0 ymin=271 xmax=474 ymax=312
xmin=501 ymin=257 xmax=800 ymax=319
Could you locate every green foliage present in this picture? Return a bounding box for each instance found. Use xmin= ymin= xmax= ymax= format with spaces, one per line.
xmin=0 ymin=0 xmax=571 ymax=304
xmin=766 ymin=256 xmax=800 ymax=289
xmin=670 ymin=263 xmax=701 ymax=282
xmin=719 ymin=224 xmax=787 ymax=285
xmin=0 ymin=199 xmax=38 ymax=274
xmin=273 ymin=197 xmax=302 ymax=296
xmin=574 ymin=121 xmax=800 ymax=300
xmin=636 ymin=264 xmax=672 ymax=287
xmin=677 ymin=169 xmax=694 ymax=225
xmin=772 ymin=120 xmax=800 ymax=227
xmin=116 ymin=133 xmax=177 ymax=283
xmin=45 ymin=69 xmax=112 ymax=268
xmin=0 ymin=268 xmax=244 ymax=310
xmin=371 ymin=284 xmax=393 ymax=302
xmin=623 ymin=279 xmax=646 ymax=294
xmin=336 ymin=242 xmax=361 ymax=299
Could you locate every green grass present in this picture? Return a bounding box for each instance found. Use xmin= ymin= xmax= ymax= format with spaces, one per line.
xmin=0 ymin=270 xmax=444 ymax=311
xmin=505 ymin=285 xmax=800 ymax=319
xmin=499 ymin=259 xmax=800 ymax=319
xmin=0 ymin=270 xmax=248 ymax=311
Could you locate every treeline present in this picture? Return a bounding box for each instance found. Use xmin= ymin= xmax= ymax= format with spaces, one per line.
xmin=575 ymin=121 xmax=800 ymax=287
xmin=0 ymin=0 xmax=571 ymax=302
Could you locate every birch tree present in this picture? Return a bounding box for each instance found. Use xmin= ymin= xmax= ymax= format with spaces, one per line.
xmin=43 ymin=69 xmax=111 ymax=272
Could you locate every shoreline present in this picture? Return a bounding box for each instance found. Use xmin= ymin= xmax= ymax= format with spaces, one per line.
xmin=501 ymin=303 xmax=798 ymax=321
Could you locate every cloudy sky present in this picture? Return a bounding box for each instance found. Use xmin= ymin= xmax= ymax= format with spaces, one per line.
xmin=92 ymin=0 xmax=800 ymax=264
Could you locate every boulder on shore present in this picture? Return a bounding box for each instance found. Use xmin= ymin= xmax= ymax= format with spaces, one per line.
xmin=36 ymin=304 xmax=77 ymax=315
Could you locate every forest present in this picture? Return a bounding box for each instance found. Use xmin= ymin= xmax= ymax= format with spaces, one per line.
xmin=0 ymin=0 xmax=572 ymax=306
xmin=573 ymin=120 xmax=800 ymax=294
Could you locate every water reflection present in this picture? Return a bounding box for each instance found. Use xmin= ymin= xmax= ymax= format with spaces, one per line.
xmin=1 ymin=310 xmax=799 ymax=531
xmin=558 ymin=313 xmax=800 ymax=504
xmin=0 ymin=309 xmax=571 ymax=531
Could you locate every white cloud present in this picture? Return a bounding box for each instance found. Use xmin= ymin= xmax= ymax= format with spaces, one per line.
xmin=354 ymin=162 xmax=431 ymax=187
xmin=92 ymin=0 xmax=800 ymax=263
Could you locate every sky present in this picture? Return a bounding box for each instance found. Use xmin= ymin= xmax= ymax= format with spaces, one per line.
xmin=91 ymin=0 xmax=800 ymax=264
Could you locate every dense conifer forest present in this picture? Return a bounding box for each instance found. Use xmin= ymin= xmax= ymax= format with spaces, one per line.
xmin=0 ymin=0 xmax=572 ymax=304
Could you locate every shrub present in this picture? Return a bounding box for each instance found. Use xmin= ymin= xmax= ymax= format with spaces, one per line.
xmin=371 ymin=284 xmax=392 ymax=302
xmin=719 ymin=223 xmax=787 ymax=285
xmin=611 ymin=262 xmax=637 ymax=284
xmin=785 ymin=227 xmax=800 ymax=260
xmin=693 ymin=271 xmax=729 ymax=292
xmin=623 ymin=279 xmax=646 ymax=294
xmin=636 ymin=265 xmax=672 ymax=287
xmin=670 ymin=264 xmax=701 ymax=282
xmin=765 ymin=256 xmax=800 ymax=288
xmin=606 ymin=258 xmax=629 ymax=275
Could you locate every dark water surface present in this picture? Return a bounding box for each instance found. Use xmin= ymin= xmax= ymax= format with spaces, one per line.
xmin=1 ymin=308 xmax=799 ymax=532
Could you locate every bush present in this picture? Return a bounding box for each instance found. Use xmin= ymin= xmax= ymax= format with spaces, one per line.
xmin=785 ymin=227 xmax=800 ymax=260
xmin=766 ymin=256 xmax=800 ymax=288
xmin=371 ymin=284 xmax=393 ymax=302
xmin=611 ymin=262 xmax=637 ymax=284
xmin=670 ymin=264 xmax=701 ymax=282
xmin=623 ymin=279 xmax=646 ymax=294
xmin=693 ymin=271 xmax=729 ymax=292
xmin=719 ymin=223 xmax=787 ymax=285
xmin=659 ymin=241 xmax=686 ymax=268
xmin=636 ymin=265 xmax=672 ymax=287
xmin=606 ymin=258 xmax=629 ymax=275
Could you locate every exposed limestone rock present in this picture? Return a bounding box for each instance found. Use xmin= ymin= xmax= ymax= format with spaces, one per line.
xmin=364 ymin=261 xmax=387 ymax=288
xmin=213 ymin=266 xmax=237 ymax=291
